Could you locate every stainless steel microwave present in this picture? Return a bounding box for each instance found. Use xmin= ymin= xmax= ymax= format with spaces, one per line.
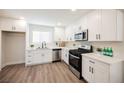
xmin=74 ymin=29 xmax=88 ymax=41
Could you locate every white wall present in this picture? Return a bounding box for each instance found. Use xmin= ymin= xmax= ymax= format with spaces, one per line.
xmin=2 ymin=31 xmax=25 ymax=67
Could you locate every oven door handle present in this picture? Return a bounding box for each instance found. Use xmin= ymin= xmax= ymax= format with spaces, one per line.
xmin=69 ymin=54 xmax=80 ymax=59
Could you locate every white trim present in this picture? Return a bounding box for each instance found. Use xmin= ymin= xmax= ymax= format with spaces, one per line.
xmin=1 ymin=61 xmax=25 ymax=69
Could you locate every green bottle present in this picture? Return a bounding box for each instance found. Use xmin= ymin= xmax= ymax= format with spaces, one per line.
xmin=109 ymin=47 xmax=113 ymax=57
xmin=106 ymin=47 xmax=109 ymax=56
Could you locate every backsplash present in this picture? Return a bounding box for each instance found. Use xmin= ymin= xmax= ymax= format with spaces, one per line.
xmin=91 ymin=41 xmax=124 ymax=59
xmin=65 ymin=41 xmax=124 ymax=59
xmin=65 ymin=41 xmax=91 ymax=47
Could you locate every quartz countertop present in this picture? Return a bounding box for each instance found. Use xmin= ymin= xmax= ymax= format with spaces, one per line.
xmin=82 ymin=53 xmax=124 ymax=64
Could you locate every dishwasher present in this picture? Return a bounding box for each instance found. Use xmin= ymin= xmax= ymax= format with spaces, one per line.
xmin=52 ymin=49 xmax=61 ymax=62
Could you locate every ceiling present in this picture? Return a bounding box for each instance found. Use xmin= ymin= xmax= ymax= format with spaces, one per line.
xmin=0 ymin=9 xmax=93 ymax=27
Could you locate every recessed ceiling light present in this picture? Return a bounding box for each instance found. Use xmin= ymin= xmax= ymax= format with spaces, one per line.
xmin=71 ymin=9 xmax=77 ymax=12
xmin=57 ymin=22 xmax=62 ymax=26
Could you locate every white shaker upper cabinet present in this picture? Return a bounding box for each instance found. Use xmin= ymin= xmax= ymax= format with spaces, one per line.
xmin=54 ymin=27 xmax=65 ymax=41
xmin=87 ymin=9 xmax=124 ymax=41
xmin=79 ymin=15 xmax=88 ymax=30
xmin=87 ymin=10 xmax=101 ymax=41
xmin=101 ymin=10 xmax=117 ymax=41
xmin=0 ymin=17 xmax=26 ymax=32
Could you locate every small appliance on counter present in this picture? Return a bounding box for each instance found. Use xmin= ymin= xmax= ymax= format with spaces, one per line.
xmin=69 ymin=45 xmax=93 ymax=79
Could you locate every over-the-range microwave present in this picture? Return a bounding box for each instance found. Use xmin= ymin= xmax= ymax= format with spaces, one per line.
xmin=74 ymin=29 xmax=88 ymax=41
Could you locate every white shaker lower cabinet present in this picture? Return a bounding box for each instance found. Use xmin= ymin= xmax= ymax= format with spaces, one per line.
xmin=26 ymin=49 xmax=52 ymax=66
xmin=82 ymin=54 xmax=124 ymax=83
xmin=61 ymin=48 xmax=69 ymax=65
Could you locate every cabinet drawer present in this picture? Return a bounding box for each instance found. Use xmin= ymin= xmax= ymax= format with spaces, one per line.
xmin=26 ymin=58 xmax=32 ymax=63
xmin=86 ymin=57 xmax=109 ymax=71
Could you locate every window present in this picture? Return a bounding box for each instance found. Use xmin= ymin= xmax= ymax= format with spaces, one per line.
xmin=32 ymin=31 xmax=52 ymax=43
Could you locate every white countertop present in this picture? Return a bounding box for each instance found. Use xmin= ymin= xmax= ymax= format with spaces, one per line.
xmin=47 ymin=46 xmax=64 ymax=49
xmin=82 ymin=53 xmax=124 ymax=64
xmin=26 ymin=46 xmax=78 ymax=51
xmin=26 ymin=48 xmax=51 ymax=51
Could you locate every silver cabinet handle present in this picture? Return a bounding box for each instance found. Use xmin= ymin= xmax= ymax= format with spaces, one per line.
xmin=12 ymin=26 xmax=16 ymax=30
xmin=99 ymin=34 xmax=100 ymax=40
xmin=89 ymin=60 xmax=95 ymax=64
xmin=96 ymin=34 xmax=98 ymax=40
xmin=89 ymin=66 xmax=91 ymax=72
xmin=92 ymin=67 xmax=94 ymax=74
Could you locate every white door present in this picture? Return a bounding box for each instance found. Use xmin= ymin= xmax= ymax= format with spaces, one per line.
xmin=13 ymin=20 xmax=26 ymax=32
xmin=101 ymin=9 xmax=117 ymax=41
xmin=54 ymin=27 xmax=65 ymax=41
xmin=80 ymin=15 xmax=88 ymax=30
xmin=43 ymin=50 xmax=52 ymax=63
xmin=94 ymin=60 xmax=109 ymax=83
xmin=33 ymin=51 xmax=43 ymax=64
xmin=82 ymin=57 xmax=94 ymax=82
xmin=0 ymin=18 xmax=14 ymax=31
xmin=87 ymin=10 xmax=101 ymax=41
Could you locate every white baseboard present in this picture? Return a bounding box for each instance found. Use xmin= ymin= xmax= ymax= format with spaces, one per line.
xmin=1 ymin=61 xmax=25 ymax=69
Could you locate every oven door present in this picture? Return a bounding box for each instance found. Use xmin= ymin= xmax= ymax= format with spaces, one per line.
xmin=69 ymin=53 xmax=81 ymax=72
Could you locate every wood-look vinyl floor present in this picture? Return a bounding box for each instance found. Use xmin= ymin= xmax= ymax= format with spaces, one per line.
xmin=0 ymin=62 xmax=85 ymax=83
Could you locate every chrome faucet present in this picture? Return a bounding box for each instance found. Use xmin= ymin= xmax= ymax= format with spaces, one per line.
xmin=42 ymin=41 xmax=46 ymax=48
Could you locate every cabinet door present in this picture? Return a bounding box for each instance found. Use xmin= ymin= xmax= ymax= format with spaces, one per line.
xmin=43 ymin=50 xmax=52 ymax=63
xmin=0 ymin=18 xmax=26 ymax=32
xmin=54 ymin=27 xmax=65 ymax=41
xmin=0 ymin=18 xmax=14 ymax=31
xmin=101 ymin=10 xmax=117 ymax=41
xmin=80 ymin=15 xmax=88 ymax=30
xmin=63 ymin=49 xmax=69 ymax=65
xmin=82 ymin=57 xmax=94 ymax=82
xmin=65 ymin=25 xmax=74 ymax=41
xmin=87 ymin=10 xmax=101 ymax=41
xmin=33 ymin=51 xmax=43 ymax=63
xmin=61 ymin=49 xmax=65 ymax=60
xmin=117 ymin=10 xmax=124 ymax=41
xmin=94 ymin=60 xmax=109 ymax=83
xmin=13 ymin=20 xmax=26 ymax=32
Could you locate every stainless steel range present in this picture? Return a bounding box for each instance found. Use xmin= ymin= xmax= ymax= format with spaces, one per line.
xmin=69 ymin=45 xmax=93 ymax=79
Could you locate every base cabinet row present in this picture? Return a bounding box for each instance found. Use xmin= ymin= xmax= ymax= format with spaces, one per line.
xmin=82 ymin=56 xmax=124 ymax=83
xmin=26 ymin=49 xmax=52 ymax=66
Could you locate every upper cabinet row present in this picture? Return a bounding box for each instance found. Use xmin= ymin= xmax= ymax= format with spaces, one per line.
xmin=0 ymin=17 xmax=26 ymax=32
xmin=64 ymin=9 xmax=124 ymax=42
xmin=88 ymin=10 xmax=123 ymax=41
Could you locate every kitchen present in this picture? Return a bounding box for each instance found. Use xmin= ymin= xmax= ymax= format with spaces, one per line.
xmin=0 ymin=9 xmax=124 ymax=83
